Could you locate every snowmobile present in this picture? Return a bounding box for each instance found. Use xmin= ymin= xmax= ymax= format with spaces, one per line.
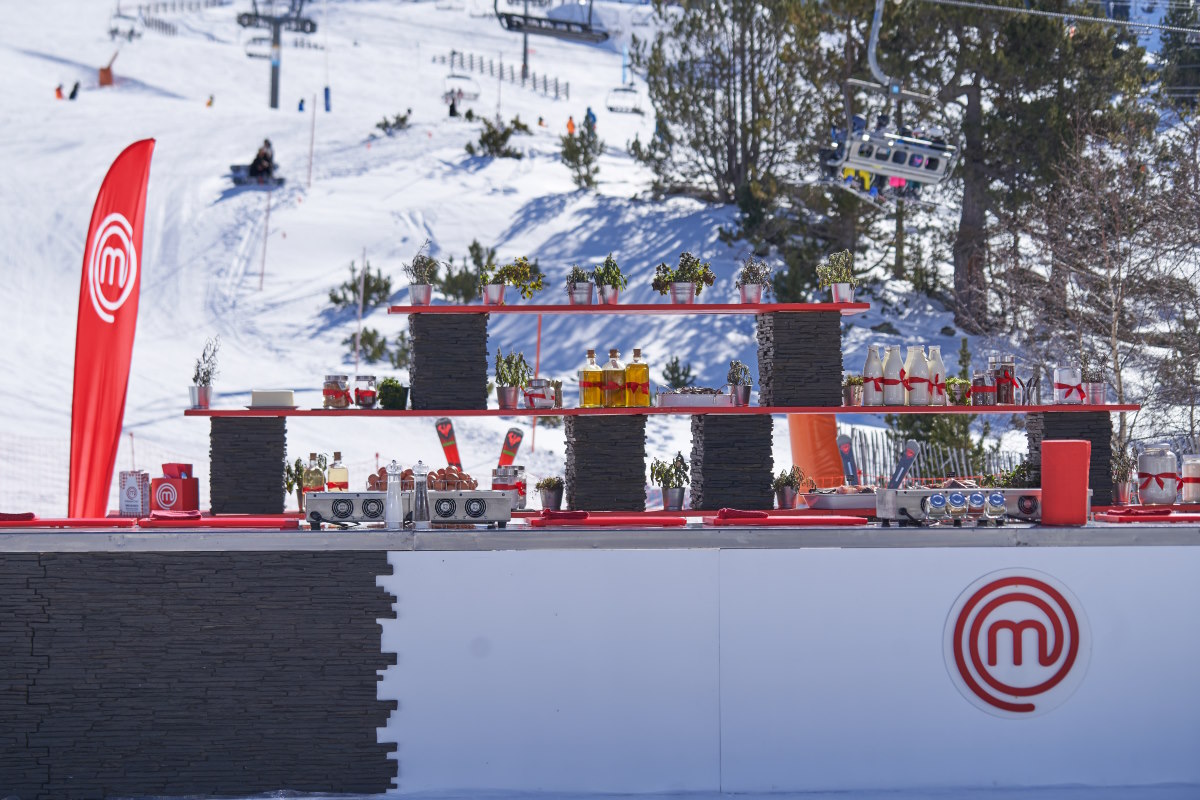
xmin=229 ymin=164 xmax=285 ymax=188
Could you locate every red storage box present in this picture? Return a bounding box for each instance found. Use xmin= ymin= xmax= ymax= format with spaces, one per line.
xmin=151 ymin=463 xmax=199 ymax=512
xmin=1041 ymin=439 xmax=1090 ymax=526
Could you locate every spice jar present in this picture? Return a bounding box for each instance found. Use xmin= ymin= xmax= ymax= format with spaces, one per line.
xmin=1137 ymin=444 xmax=1179 ymax=506
xmin=1053 ymin=367 xmax=1084 ymax=404
xmin=997 ymin=354 xmax=1016 ymax=405
xmin=322 ymin=374 xmax=351 ymax=409
xmin=1181 ymin=454 xmax=1200 ymax=504
xmin=354 ymin=375 xmax=378 ymax=408
xmin=971 ymin=370 xmax=995 ymax=406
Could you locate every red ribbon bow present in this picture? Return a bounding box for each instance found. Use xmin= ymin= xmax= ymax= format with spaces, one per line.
xmin=601 ymin=381 xmax=625 ymax=392
xmin=1054 ymin=382 xmax=1086 ymax=401
xmin=900 ymin=368 xmax=931 ymax=392
xmin=997 ymin=375 xmax=1018 ymax=388
xmin=322 ymin=387 xmax=353 ymax=405
xmin=524 ymin=391 xmax=547 ymax=400
xmin=580 ymin=380 xmax=602 ymax=389
xmin=628 ymin=381 xmax=650 ymax=395
xmin=881 ymin=377 xmax=902 ymax=387
xmin=866 ymin=376 xmax=885 ymax=392
xmin=1138 ymin=471 xmax=1178 ymax=491
xmin=931 ymin=373 xmax=946 ymax=395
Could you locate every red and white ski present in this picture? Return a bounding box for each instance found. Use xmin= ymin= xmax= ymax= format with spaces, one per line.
xmin=497 ymin=428 xmax=523 ymax=468
xmin=434 ymin=417 xmax=462 ymax=470
xmin=886 ymin=439 xmax=921 ymax=489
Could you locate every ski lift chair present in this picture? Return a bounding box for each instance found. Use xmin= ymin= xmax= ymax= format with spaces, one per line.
xmin=244 ymin=36 xmax=272 ymax=59
xmin=443 ymin=73 xmax=482 ymax=102
xmin=494 ymin=0 xmax=609 ymax=43
xmin=605 ymin=84 xmax=645 ymax=114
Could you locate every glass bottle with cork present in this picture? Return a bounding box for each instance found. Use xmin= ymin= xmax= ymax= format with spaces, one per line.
xmin=602 ymin=349 xmax=627 ymax=408
xmin=580 ymin=349 xmax=603 ymax=408
xmin=302 ymin=452 xmax=326 ymax=496
xmin=625 ymin=348 xmax=650 ymax=408
xmin=327 ymin=451 xmax=349 ymax=491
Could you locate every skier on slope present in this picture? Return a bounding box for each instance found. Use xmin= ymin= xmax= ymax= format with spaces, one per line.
xmin=248 ymin=139 xmax=275 ymax=180
xmin=566 ymin=115 xmax=576 ymax=135
xmin=584 ymin=106 xmax=596 ymax=134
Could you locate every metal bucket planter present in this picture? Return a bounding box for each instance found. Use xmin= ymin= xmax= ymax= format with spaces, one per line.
xmin=1113 ymin=479 xmax=1135 ymax=505
xmin=190 ymin=385 xmax=212 ymax=409
xmin=662 ymin=486 xmax=685 ymax=511
xmin=830 ymin=282 xmax=855 ymax=303
xmin=842 ymin=385 xmax=863 ymax=406
xmin=775 ymin=486 xmax=798 ymax=510
xmin=596 ymin=285 xmax=620 ymax=305
xmin=1085 ymin=382 xmax=1107 ymax=405
xmin=539 ymin=486 xmax=564 ymax=511
xmin=738 ymin=284 xmax=764 ymax=304
xmin=669 ymin=282 xmax=696 ymax=304
xmin=568 ymin=283 xmax=594 ymax=305
xmin=483 ymin=284 xmax=507 ymax=305
xmin=730 ymin=385 xmax=751 ymax=406
xmin=410 ymin=283 xmax=433 ymax=305
xmin=497 ymin=386 xmax=521 ymax=409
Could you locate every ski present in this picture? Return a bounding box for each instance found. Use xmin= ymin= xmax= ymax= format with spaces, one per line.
xmin=886 ymin=439 xmax=921 ymax=489
xmin=435 ymin=417 xmax=462 ymax=470
xmin=837 ymin=434 xmax=860 ymax=486
xmin=497 ymin=428 xmax=523 ymax=468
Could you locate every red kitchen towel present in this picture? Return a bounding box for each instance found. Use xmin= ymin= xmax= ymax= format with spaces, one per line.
xmin=706 ymin=514 xmax=868 ymax=527
xmin=716 ymin=508 xmax=770 ymax=520
xmin=540 ymin=510 xmax=590 ymax=521
xmin=0 ymin=512 xmax=36 ymax=521
xmin=530 ymin=515 xmax=687 ymax=527
xmin=1106 ymin=506 xmax=1172 ymax=517
xmin=149 ymin=509 xmax=203 ymax=521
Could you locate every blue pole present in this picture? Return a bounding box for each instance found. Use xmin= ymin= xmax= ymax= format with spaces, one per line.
xmin=621 ymin=44 xmax=628 ymax=85
xmin=324 ymin=85 xmax=331 ymax=112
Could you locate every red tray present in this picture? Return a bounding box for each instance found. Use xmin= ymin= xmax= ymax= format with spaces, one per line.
xmin=704 ymin=515 xmax=868 ymax=527
xmin=137 ymin=516 xmax=302 ymax=529
xmin=529 ymin=515 xmax=687 ymax=528
xmin=1094 ymin=511 xmax=1200 ymax=524
xmin=0 ymin=517 xmax=138 ymax=529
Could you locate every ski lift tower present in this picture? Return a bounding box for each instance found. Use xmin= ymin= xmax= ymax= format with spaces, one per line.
xmin=237 ymin=0 xmax=317 ymax=109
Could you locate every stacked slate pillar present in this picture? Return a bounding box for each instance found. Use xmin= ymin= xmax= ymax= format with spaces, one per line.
xmin=210 ymin=417 xmax=286 ymax=514
xmin=565 ymin=415 xmax=647 ymax=511
xmin=689 ymin=415 xmax=774 ymax=511
xmin=409 ymin=313 xmax=489 ymax=410
xmin=756 ymin=311 xmax=843 ymax=406
xmin=1026 ymin=411 xmax=1114 ymax=505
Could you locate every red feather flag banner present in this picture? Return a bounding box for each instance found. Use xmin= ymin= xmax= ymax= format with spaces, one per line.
xmin=68 ymin=139 xmax=156 ymax=518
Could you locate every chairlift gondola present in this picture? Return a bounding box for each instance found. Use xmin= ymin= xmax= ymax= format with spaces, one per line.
xmin=108 ymin=10 xmax=144 ymax=41
xmin=605 ymin=83 xmax=646 ymax=115
xmin=244 ymin=36 xmax=272 ymax=59
xmin=493 ymin=0 xmax=609 ymax=44
xmin=443 ymin=73 xmax=482 ymax=103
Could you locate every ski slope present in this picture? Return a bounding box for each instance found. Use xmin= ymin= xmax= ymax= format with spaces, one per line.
xmin=0 ymin=0 xmax=978 ymax=515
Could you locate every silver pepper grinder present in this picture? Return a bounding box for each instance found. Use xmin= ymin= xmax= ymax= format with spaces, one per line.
xmin=412 ymin=459 xmax=430 ymax=530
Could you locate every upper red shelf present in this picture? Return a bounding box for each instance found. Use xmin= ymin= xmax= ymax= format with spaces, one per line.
xmin=185 ymin=404 xmax=1138 ymax=418
xmin=387 ymin=302 xmax=871 ymax=316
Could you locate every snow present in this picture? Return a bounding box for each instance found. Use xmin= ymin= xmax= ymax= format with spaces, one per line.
xmin=0 ymin=0 xmax=1013 ymax=516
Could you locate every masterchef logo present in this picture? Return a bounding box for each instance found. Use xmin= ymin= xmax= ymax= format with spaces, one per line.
xmin=944 ymin=569 xmax=1090 ymax=718
xmin=155 ymin=482 xmax=178 ymax=509
xmin=88 ymin=212 xmax=138 ymax=324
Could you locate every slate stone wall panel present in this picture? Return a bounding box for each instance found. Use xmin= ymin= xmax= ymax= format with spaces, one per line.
xmin=756 ymin=312 xmax=843 ymax=407
xmin=209 ymin=417 xmax=286 ymax=514
xmin=689 ymin=415 xmax=774 ymax=510
xmin=409 ymin=313 xmax=489 ymax=410
xmin=565 ymin=415 xmax=647 ymax=511
xmin=1026 ymin=411 xmax=1114 ymax=505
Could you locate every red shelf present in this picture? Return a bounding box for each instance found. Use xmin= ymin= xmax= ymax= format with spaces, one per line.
xmin=387 ymin=302 xmax=870 ymax=316
xmin=185 ymin=404 xmax=1139 ymax=418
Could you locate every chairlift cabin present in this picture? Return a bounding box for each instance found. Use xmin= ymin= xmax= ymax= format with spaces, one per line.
xmin=494 ymin=0 xmax=609 ymax=44
xmin=443 ymin=73 xmax=482 ymax=102
xmin=605 ymin=83 xmax=646 ymax=115
xmin=108 ymin=11 xmax=143 ymax=41
xmin=244 ymin=36 xmax=272 ymax=59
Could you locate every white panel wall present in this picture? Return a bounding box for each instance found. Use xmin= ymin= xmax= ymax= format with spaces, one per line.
xmin=379 ymin=546 xmax=1200 ymax=794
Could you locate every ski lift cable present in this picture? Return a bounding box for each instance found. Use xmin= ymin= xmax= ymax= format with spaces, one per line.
xmin=911 ymin=0 xmax=1200 ymax=36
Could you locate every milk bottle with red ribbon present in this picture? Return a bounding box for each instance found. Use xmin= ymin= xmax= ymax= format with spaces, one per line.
xmin=926 ymin=345 xmax=947 ymax=406
xmin=863 ymin=345 xmax=884 ymax=406
xmin=1137 ymin=444 xmax=1179 ymax=505
xmin=882 ymin=346 xmax=904 ymax=406
xmin=903 ymin=345 xmax=931 ymax=406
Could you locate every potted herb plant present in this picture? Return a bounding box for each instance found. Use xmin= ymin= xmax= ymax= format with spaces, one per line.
xmin=191 ymin=335 xmax=220 ymax=409
xmin=946 ymin=376 xmax=971 ymax=406
xmin=816 ymin=249 xmax=857 ymax=303
xmin=404 ymin=241 xmax=439 ymax=305
xmin=1081 ymin=353 xmax=1108 ymax=405
xmin=284 ymin=452 xmax=326 ymax=513
xmin=590 ymin=253 xmax=627 ymax=304
xmin=842 ymin=374 xmax=864 ymax=406
xmin=735 ymin=254 xmax=773 ymax=304
xmin=1112 ymin=445 xmax=1135 ymax=505
xmin=565 ymin=264 xmax=592 ymax=305
xmin=727 ymin=359 xmax=752 ymax=406
xmin=651 ymin=251 xmax=716 ymax=304
xmin=479 ymin=256 xmax=544 ymax=305
xmin=378 ymin=377 xmax=409 ymax=410
xmin=536 ymin=475 xmax=564 ymax=511
xmin=494 ymin=348 xmax=531 ymax=409
xmin=772 ymin=465 xmax=804 ymax=510
xmin=650 ymin=452 xmax=689 ymax=510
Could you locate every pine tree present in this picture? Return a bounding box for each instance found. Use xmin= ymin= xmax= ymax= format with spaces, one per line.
xmin=560 ymin=125 xmax=604 ymax=189
xmin=661 ymin=356 xmax=696 ymax=390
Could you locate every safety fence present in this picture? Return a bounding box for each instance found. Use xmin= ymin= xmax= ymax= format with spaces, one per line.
xmin=134 ymin=0 xmax=230 ymax=14
xmin=433 ymin=51 xmax=569 ymax=101
xmin=143 ymin=16 xmax=178 ymax=35
xmin=826 ymin=425 xmax=1024 ymax=489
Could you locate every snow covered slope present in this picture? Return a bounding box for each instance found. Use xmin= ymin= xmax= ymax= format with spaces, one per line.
xmin=0 ymin=0 xmax=975 ymax=514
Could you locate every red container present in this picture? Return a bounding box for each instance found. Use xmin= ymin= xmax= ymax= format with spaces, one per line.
xmin=1041 ymin=439 xmax=1091 ymax=526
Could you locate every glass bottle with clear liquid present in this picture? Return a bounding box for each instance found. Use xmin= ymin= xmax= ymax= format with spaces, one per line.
xmin=625 ymin=348 xmax=650 ymax=408
xmin=580 ymin=349 xmax=603 ymax=408
xmin=302 ymin=452 xmax=326 ymax=496
xmin=327 ymin=451 xmax=349 ymax=491
xmin=602 ymin=349 xmax=626 ymax=408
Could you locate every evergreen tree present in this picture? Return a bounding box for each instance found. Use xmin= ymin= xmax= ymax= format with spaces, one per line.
xmin=1159 ymin=3 xmax=1200 ymax=108
xmin=661 ymin=356 xmax=696 ymax=389
xmin=560 ymin=125 xmax=605 ymax=189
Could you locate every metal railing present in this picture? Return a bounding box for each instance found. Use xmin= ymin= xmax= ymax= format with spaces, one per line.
xmin=433 ymin=51 xmax=569 ymax=101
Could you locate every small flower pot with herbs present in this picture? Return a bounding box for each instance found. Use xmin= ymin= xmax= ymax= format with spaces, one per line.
xmin=816 ymin=249 xmax=857 ymax=303
xmin=946 ymin=377 xmax=971 ymax=406
xmin=494 ymin=348 xmax=531 ymax=409
xmin=650 ymin=452 xmax=689 ymax=510
xmin=772 ymin=465 xmax=804 ymax=509
xmin=735 ymin=255 xmax=773 ymax=304
xmin=590 ymin=253 xmax=627 ymax=304
xmin=191 ymin=336 xmax=220 ymax=409
xmin=842 ymin=374 xmax=864 ymax=406
xmin=404 ymin=241 xmax=439 ymax=305
xmin=479 ymin=256 xmax=544 ymax=305
xmin=651 ymin=251 xmax=715 ymax=304
xmin=727 ymin=359 xmax=752 ymax=406
xmin=1080 ymin=353 xmax=1108 ymax=405
xmin=535 ymin=475 xmax=565 ymax=510
xmin=565 ymin=264 xmax=593 ymax=305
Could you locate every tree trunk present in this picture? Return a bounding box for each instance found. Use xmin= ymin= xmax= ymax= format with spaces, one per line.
xmin=952 ymin=80 xmax=988 ymax=333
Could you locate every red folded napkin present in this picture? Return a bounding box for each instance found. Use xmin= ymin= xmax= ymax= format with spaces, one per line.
xmin=0 ymin=512 xmax=36 ymax=521
xmin=149 ymin=509 xmax=203 ymax=521
xmin=540 ymin=510 xmax=589 ymax=521
xmin=1112 ymin=507 xmax=1173 ymax=516
xmin=716 ymin=508 xmax=769 ymax=520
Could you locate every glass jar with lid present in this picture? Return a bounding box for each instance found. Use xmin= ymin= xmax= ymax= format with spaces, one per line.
xmin=354 ymin=375 xmax=377 ymax=408
xmin=1137 ymin=444 xmax=1179 ymax=505
xmin=1181 ymin=454 xmax=1200 ymax=504
xmin=322 ymin=374 xmax=351 ymax=409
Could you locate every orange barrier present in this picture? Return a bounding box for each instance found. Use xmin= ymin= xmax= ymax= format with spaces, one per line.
xmin=788 ymin=414 xmax=843 ymax=486
xmin=1041 ymin=439 xmax=1091 ymax=526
